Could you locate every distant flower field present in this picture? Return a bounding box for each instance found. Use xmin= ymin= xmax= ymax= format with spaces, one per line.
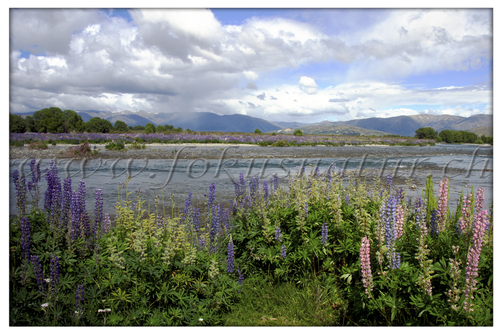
xmin=9 ymin=132 xmax=436 ymax=147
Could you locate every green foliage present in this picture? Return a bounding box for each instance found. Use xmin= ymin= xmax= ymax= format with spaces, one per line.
xmin=85 ymin=117 xmax=113 ymax=133
xmin=10 ymin=114 xmax=27 ymax=133
xmin=156 ymin=125 xmax=166 ymax=133
xmin=32 ymin=107 xmax=65 ymax=133
xmin=61 ymin=110 xmax=85 ymax=133
xmin=31 ymin=107 xmax=84 ymax=133
xmin=293 ymin=129 xmax=303 ymax=136
xmin=24 ymin=116 xmax=36 ymax=132
xmin=273 ymin=140 xmax=287 ymax=147
xmin=438 ymin=129 xmax=478 ymax=144
xmin=105 ymin=141 xmax=125 ymax=150
xmin=114 ymin=120 xmax=129 ymax=132
xmin=133 ymin=125 xmax=145 ymax=131
xmin=480 ymin=135 xmax=493 ymax=144
xmin=222 ymin=275 xmax=346 ymax=326
xmin=254 ymin=129 xmax=262 ymax=134
xmin=415 ymin=127 xmax=438 ymax=140
xmin=145 ymin=123 xmax=156 ymax=134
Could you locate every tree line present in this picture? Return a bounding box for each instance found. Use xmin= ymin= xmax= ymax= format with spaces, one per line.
xmin=414 ymin=126 xmax=492 ymax=144
xmin=9 ymin=107 xmax=184 ymax=134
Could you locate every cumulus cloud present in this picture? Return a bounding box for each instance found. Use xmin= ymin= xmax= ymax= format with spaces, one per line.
xmin=9 ymin=8 xmax=492 ymax=123
xmin=298 ymin=76 xmax=318 ymax=94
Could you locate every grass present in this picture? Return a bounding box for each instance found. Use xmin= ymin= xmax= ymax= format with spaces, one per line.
xmin=223 ymin=275 xmax=346 ymax=326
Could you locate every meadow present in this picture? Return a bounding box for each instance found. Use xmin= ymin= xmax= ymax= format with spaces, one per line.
xmin=9 ymin=131 xmax=435 ymax=148
xmin=9 ymin=158 xmax=492 ymax=326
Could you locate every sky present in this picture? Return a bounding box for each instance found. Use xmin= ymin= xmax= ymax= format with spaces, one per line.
xmin=9 ymin=8 xmax=493 ymax=123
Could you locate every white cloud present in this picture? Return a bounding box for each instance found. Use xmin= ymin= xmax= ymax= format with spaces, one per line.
xmin=298 ymin=76 xmax=319 ymax=94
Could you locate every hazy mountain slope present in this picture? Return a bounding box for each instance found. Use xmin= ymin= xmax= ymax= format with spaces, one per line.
xmin=277 ymin=124 xmax=392 ymax=136
xmin=343 ymin=116 xmax=420 ymax=136
xmin=465 ymin=126 xmax=493 ymax=137
xmin=105 ymin=114 xmax=155 ymax=127
xmin=448 ymin=114 xmax=492 ymax=131
xmin=271 ymin=121 xmax=310 ymax=129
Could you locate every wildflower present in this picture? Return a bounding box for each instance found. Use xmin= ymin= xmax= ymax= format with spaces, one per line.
xmin=345 ymin=194 xmax=350 ymax=206
xmin=458 ymin=193 xmax=473 ymax=235
xmin=74 ymin=284 xmax=85 ymax=319
xmin=273 ymin=175 xmax=279 ymax=192
xmin=227 ymin=236 xmax=234 ymax=273
xmin=263 ymin=180 xmax=269 ymax=207
xmin=209 ymin=204 xmax=221 ymax=253
xmin=94 ymin=189 xmax=103 ymax=238
xmin=222 ymin=208 xmax=230 ymax=234
xmin=275 ymin=226 xmax=281 ymax=242
xmin=31 ymin=255 xmax=45 ymax=293
xmin=430 ymin=209 xmax=438 ymax=238
xmin=98 ymin=309 xmax=111 ymax=313
xmin=207 ymin=182 xmax=216 ymax=214
xmin=103 ymin=213 xmax=111 ymax=234
xmin=13 ymin=170 xmax=27 ymax=216
xmin=199 ymin=318 xmax=203 ymax=322
xmin=395 ymin=205 xmax=403 ymax=239
xmin=41 ymin=303 xmax=49 ymax=308
xmin=20 ymin=217 xmax=31 ymax=260
xmin=237 ymin=267 xmax=244 ymax=285
xmin=387 ymin=174 xmax=392 ymax=189
xmin=321 ymin=222 xmax=328 ymax=246
xmin=437 ymin=178 xmax=449 ymax=232
xmin=305 ymin=203 xmax=309 ymax=218
xmin=49 ymin=254 xmax=60 ymax=299
xmin=463 ymin=209 xmax=487 ymax=314
xmin=382 ymin=196 xmax=400 ymax=269
xmin=280 ymin=245 xmax=287 ymax=259
xmin=475 ymin=187 xmax=485 ymax=214
xmin=360 ymin=236 xmax=373 ymax=298
xmin=193 ymin=208 xmax=200 ymax=232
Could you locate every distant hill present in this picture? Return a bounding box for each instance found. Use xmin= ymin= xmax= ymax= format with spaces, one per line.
xmin=105 ymin=114 xmax=155 ymax=127
xmin=276 ymin=114 xmax=492 ymax=137
xmin=277 ymin=123 xmax=392 ymax=136
xmin=466 ymin=126 xmax=493 ymax=137
xmin=271 ymin=121 xmax=310 ymax=129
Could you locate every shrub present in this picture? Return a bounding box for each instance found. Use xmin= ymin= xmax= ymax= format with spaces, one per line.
xmin=254 ymin=129 xmax=262 ymax=134
xmin=293 ymin=129 xmax=303 ymax=136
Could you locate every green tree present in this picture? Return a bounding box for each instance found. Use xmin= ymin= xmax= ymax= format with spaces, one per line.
xmin=9 ymin=114 xmax=26 ymax=133
xmin=156 ymin=125 xmax=166 ymax=133
xmin=85 ymin=117 xmax=113 ymax=133
xmin=114 ymin=120 xmax=129 ymax=132
xmin=415 ymin=127 xmax=438 ymax=140
xmin=293 ymin=129 xmax=303 ymax=136
xmin=61 ymin=109 xmax=85 ymax=133
xmin=145 ymin=123 xmax=156 ymax=134
xmin=128 ymin=125 xmax=134 ymax=130
xmin=254 ymin=129 xmax=262 ymax=134
xmin=24 ymin=116 xmax=35 ymax=132
xmin=133 ymin=125 xmax=145 ymax=131
xmin=32 ymin=107 xmax=64 ymax=133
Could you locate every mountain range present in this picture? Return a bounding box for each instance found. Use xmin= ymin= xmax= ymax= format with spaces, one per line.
xmin=275 ymin=114 xmax=492 ymax=137
xmin=13 ymin=109 xmax=492 ymax=136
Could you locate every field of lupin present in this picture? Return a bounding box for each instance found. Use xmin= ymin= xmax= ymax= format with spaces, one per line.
xmin=10 ymin=158 xmax=492 ymax=326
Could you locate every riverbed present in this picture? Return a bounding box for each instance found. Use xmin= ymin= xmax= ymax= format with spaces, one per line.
xmin=9 ymin=144 xmax=493 ymax=215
